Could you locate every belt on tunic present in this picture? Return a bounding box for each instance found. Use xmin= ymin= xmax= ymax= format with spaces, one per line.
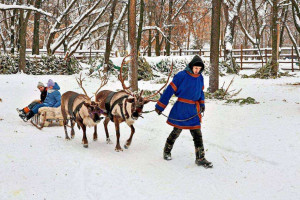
xmin=177 ymin=97 xmax=202 ymax=122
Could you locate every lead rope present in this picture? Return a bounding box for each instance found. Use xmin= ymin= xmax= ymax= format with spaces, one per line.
xmin=142 ymin=110 xmax=204 ymax=122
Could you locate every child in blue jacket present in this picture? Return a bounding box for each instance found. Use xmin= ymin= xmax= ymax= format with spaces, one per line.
xmin=20 ymin=79 xmax=61 ymax=122
xmin=155 ymin=55 xmax=212 ymax=168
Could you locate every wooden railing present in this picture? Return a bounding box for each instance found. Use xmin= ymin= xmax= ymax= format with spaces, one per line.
xmin=1 ymin=46 xmax=299 ymax=71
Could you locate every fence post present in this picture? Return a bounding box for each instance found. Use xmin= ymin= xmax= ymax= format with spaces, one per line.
xmin=264 ymin=48 xmax=267 ymax=67
xmin=179 ymin=49 xmax=182 ymax=56
xmin=240 ymin=44 xmax=243 ymax=70
xmin=89 ymin=47 xmax=91 ymax=61
xmin=199 ymin=49 xmax=202 ymax=56
xmin=292 ymin=46 xmax=294 ymax=72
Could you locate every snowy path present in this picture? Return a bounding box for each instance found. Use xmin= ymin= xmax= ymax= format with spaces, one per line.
xmin=0 ymin=71 xmax=299 ymax=200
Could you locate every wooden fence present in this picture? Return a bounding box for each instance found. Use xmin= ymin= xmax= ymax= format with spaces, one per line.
xmin=2 ymin=46 xmax=299 ymax=71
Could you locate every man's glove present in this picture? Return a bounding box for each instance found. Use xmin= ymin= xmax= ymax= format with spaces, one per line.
xmin=200 ymin=106 xmax=205 ymax=113
xmin=155 ymin=108 xmax=162 ymax=115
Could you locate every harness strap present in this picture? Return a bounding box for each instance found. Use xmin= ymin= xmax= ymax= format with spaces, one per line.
xmin=105 ymin=92 xmax=116 ymax=121
xmin=110 ymin=95 xmax=129 ymax=121
xmin=73 ymin=101 xmax=85 ymax=120
xmin=68 ymin=93 xmax=81 ymax=119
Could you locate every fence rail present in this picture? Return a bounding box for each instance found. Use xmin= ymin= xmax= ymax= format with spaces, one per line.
xmin=1 ymin=46 xmax=299 ymax=71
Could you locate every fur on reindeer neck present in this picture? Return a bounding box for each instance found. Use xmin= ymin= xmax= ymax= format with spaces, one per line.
xmin=79 ymin=104 xmax=98 ymax=127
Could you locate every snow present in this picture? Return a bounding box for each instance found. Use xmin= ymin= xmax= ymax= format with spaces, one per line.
xmin=0 ymin=64 xmax=300 ymax=199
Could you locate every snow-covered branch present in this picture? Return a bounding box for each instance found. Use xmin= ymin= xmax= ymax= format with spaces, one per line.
xmin=0 ymin=3 xmax=54 ymax=19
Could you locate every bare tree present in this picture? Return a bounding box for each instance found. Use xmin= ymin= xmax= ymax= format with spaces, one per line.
xmin=223 ymin=0 xmax=243 ymax=73
xmin=32 ymin=0 xmax=41 ymax=55
xmin=104 ymin=0 xmax=118 ymax=69
xmin=128 ymin=0 xmax=138 ymax=91
xmin=209 ymin=0 xmax=221 ymax=93
xmin=271 ymin=0 xmax=279 ymax=76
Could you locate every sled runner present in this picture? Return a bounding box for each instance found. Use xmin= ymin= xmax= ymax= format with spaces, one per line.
xmin=30 ymin=106 xmax=66 ymax=129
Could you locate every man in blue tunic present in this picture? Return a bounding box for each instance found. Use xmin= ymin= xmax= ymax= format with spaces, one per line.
xmin=155 ymin=55 xmax=213 ymax=168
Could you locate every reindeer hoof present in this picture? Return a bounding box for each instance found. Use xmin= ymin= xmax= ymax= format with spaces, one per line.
xmin=83 ymin=144 xmax=88 ymax=148
xmin=71 ymin=135 xmax=75 ymax=139
xmin=93 ymin=138 xmax=97 ymax=141
xmin=124 ymin=144 xmax=129 ymax=149
xmin=106 ymin=138 xmax=112 ymax=144
xmin=115 ymin=148 xmax=123 ymax=152
xmin=65 ymin=137 xmax=70 ymax=140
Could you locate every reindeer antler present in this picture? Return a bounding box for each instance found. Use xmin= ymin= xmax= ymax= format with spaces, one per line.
xmin=118 ymin=54 xmax=134 ymax=96
xmin=143 ymin=61 xmax=174 ymax=101
xmin=76 ymin=73 xmax=91 ymax=99
xmin=94 ymin=69 xmax=108 ymax=99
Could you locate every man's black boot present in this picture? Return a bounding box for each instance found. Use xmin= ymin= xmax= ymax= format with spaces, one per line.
xmin=195 ymin=147 xmax=213 ymax=168
xmin=163 ymin=128 xmax=182 ymax=160
xmin=163 ymin=143 xmax=173 ymax=160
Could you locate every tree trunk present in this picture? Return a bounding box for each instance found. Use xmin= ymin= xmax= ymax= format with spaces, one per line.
xmin=209 ymin=0 xmax=221 ymax=93
xmin=223 ymin=0 xmax=243 ymax=73
xmin=279 ymin=5 xmax=288 ymax=48
xmin=271 ymin=0 xmax=279 ymax=76
xmin=155 ymin=31 xmax=160 ymax=56
xmin=166 ymin=0 xmax=173 ymax=56
xmin=147 ymin=2 xmax=153 ymax=57
xmin=18 ymin=5 xmax=26 ymax=72
xmin=10 ymin=9 xmax=17 ymax=54
xmin=104 ymin=0 xmax=118 ymax=71
xmin=128 ymin=0 xmax=138 ymax=91
xmin=32 ymin=0 xmax=41 ymax=55
xmin=137 ymin=0 xmax=144 ymax=52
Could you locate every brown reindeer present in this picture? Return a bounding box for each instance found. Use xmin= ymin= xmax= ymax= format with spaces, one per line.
xmin=61 ymin=73 xmax=108 ymax=148
xmin=95 ymin=55 xmax=173 ymax=151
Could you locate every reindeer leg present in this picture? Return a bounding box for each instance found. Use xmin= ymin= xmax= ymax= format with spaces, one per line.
xmin=124 ymin=125 xmax=135 ymax=149
xmin=77 ymin=120 xmax=88 ymax=148
xmin=70 ymin=120 xmax=75 ymax=139
xmin=63 ymin=119 xmax=70 ymax=140
xmin=114 ymin=117 xmax=123 ymax=152
xmin=104 ymin=117 xmax=112 ymax=144
xmin=93 ymin=125 xmax=98 ymax=141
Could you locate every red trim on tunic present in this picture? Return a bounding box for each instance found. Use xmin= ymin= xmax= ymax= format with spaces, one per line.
xmin=200 ymin=100 xmax=205 ymax=104
xmin=186 ymin=71 xmax=200 ymax=78
xmin=177 ymin=97 xmax=202 ymax=123
xmin=196 ymin=101 xmax=202 ymax=123
xmin=202 ymin=86 xmax=204 ymax=90
xmin=178 ymin=98 xmax=196 ymax=104
xmin=170 ymin=82 xmax=177 ymax=92
xmin=167 ymin=121 xmax=201 ymax=130
xmin=157 ymin=101 xmax=166 ymax=109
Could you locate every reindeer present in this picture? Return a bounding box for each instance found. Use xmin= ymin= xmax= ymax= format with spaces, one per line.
xmin=61 ymin=72 xmax=108 ymax=148
xmin=95 ymin=55 xmax=173 ymax=152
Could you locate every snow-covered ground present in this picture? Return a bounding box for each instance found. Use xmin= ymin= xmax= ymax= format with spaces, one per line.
xmin=0 ymin=65 xmax=299 ymax=200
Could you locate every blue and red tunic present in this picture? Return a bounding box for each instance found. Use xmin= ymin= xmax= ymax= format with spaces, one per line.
xmin=155 ymin=67 xmax=205 ymax=130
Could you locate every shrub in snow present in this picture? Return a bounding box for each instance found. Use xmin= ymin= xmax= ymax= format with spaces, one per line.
xmin=89 ymin=56 xmax=153 ymax=81
xmin=0 ymin=54 xmax=81 ymax=75
xmin=220 ymin=60 xmax=240 ymax=74
xmin=225 ymin=97 xmax=259 ymax=105
xmin=241 ymin=62 xmax=294 ymax=79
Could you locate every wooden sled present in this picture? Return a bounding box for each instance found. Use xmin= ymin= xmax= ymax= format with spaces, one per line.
xmin=30 ymin=106 xmax=66 ymax=130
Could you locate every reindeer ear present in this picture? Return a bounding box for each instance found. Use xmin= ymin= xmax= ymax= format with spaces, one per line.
xmin=127 ymin=98 xmax=135 ymax=103
xmin=83 ymin=102 xmax=90 ymax=107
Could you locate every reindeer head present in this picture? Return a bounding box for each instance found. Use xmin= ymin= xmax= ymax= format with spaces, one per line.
xmin=76 ymin=71 xmax=108 ymax=124
xmin=83 ymin=101 xmax=104 ymax=123
xmin=119 ymin=54 xmax=173 ymax=120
